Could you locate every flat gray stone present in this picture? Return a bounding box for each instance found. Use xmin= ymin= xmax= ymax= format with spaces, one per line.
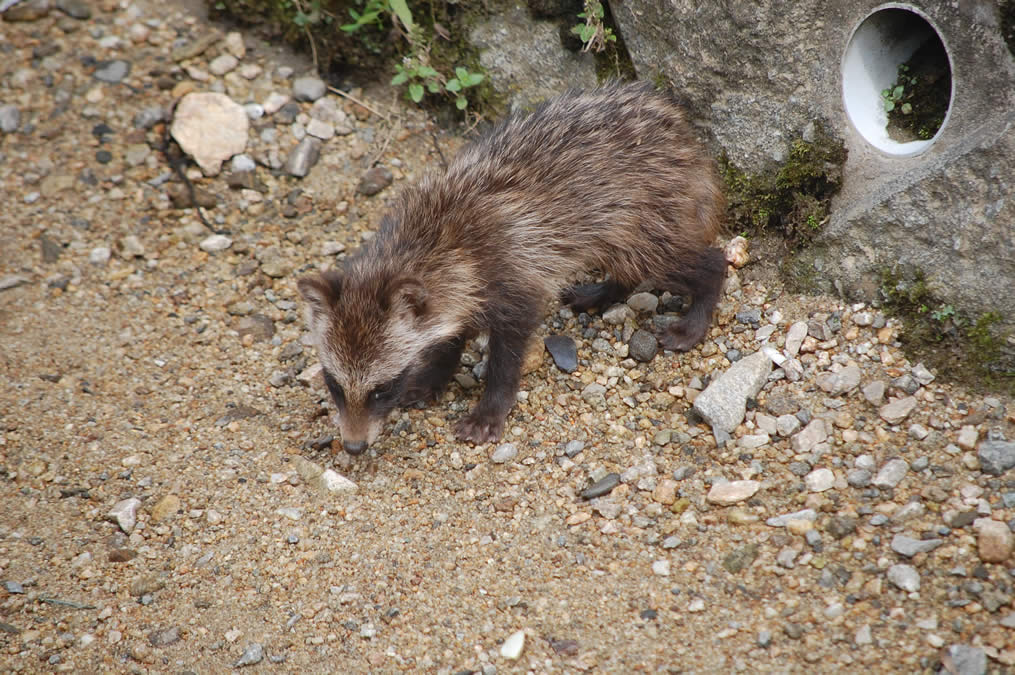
xmin=602 ymin=304 xmax=634 ymax=325
xmin=879 ymin=396 xmax=917 ymax=425
xmin=887 ymin=564 xmax=920 ymax=592
xmin=53 ymin=0 xmax=91 ymax=19
xmin=0 ymin=275 xmax=29 ymax=291
xmin=766 ymin=509 xmax=817 ymax=527
xmin=791 ymin=419 xmax=826 ymax=453
xmin=862 ymin=380 xmax=886 ymax=406
xmin=692 ymin=350 xmax=772 ymax=434
xmin=292 ymin=75 xmax=326 ymax=102
xmin=945 ymin=645 xmax=986 ymax=675
xmin=872 ymin=458 xmax=909 ymax=488
xmin=816 ymin=364 xmax=861 ymax=396
xmin=891 ymin=533 xmax=943 ymax=558
xmin=94 ymin=59 xmax=130 ymax=83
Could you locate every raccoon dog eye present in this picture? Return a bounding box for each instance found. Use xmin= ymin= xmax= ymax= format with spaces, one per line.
xmin=369 ymin=383 xmax=395 ymax=405
xmin=322 ymin=370 xmax=345 ymax=406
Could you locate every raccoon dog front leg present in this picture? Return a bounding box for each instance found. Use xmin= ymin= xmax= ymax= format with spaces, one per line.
xmin=455 ymin=310 xmax=539 ymax=444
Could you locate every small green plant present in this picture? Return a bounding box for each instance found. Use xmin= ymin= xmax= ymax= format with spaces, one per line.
xmin=341 ymin=0 xmax=411 ymax=33
xmin=881 ymin=64 xmax=917 ymax=114
xmin=930 ymin=304 xmax=956 ymax=323
xmin=392 ymin=60 xmax=484 ymax=110
xmin=572 ymin=1 xmax=616 ymax=53
xmin=340 ymin=0 xmax=485 ymax=112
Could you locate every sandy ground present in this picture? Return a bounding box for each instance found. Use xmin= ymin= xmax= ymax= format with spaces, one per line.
xmin=1 ymin=1 xmax=1014 ymax=673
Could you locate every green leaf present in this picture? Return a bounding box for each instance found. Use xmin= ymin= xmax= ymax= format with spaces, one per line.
xmin=417 ymin=66 xmax=439 ymax=78
xmin=426 ymin=81 xmax=440 ymax=93
xmin=462 ymin=72 xmax=483 ymax=87
xmin=445 ymin=78 xmax=461 ymax=92
xmin=391 ymin=70 xmax=409 ymax=86
xmin=455 ymin=66 xmax=468 ymax=80
xmin=900 ymin=102 xmax=912 ymax=115
xmin=884 ymin=100 xmax=895 ymax=112
xmin=409 ymin=82 xmax=424 ymax=103
xmin=456 ymin=96 xmax=468 ymax=110
xmin=892 ymin=85 xmax=904 ymax=100
xmin=390 ymin=0 xmax=414 ymax=31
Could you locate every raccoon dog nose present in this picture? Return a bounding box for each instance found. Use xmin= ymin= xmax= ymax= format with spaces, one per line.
xmin=343 ymin=440 xmax=368 ymax=455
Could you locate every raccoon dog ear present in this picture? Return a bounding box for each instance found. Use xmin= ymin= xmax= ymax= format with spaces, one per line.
xmin=297 ymin=271 xmax=343 ymax=321
xmin=387 ymin=277 xmax=428 ymax=319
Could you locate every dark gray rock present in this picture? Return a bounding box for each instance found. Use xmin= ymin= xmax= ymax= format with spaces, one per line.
xmin=356 ymin=166 xmax=393 ymax=196
xmin=581 ymin=473 xmax=620 ymax=499
xmin=978 ymin=440 xmax=1015 ymax=476
xmin=469 ymin=4 xmax=597 ymax=112
xmin=735 ymin=308 xmax=761 ymax=325
xmin=544 ymin=335 xmax=577 ymax=373
xmin=628 ymin=330 xmax=658 ymax=363
xmin=53 ymin=0 xmax=90 ymax=19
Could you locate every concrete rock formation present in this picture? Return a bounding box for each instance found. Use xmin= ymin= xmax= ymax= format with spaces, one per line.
xmin=612 ymin=1 xmax=1014 ymax=345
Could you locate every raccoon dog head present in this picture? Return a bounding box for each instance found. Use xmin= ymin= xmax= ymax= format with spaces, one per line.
xmin=297 ymin=269 xmax=440 ymax=455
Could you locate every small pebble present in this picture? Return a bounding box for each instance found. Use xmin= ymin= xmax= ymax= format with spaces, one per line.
xmin=491 ymin=443 xmax=518 ymax=463
xmin=500 ymin=630 xmax=525 ymax=660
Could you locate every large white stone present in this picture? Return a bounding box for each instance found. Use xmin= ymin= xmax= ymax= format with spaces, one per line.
xmin=170 ymin=92 xmax=249 ymax=175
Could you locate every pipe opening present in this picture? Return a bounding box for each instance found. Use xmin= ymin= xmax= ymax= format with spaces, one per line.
xmin=842 ymin=6 xmax=953 ymax=157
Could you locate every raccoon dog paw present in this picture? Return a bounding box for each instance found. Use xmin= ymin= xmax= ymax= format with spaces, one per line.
xmin=659 ymin=319 xmax=708 ymax=352
xmin=455 ymin=413 xmax=505 ymax=444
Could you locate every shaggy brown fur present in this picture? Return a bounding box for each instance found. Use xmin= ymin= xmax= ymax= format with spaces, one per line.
xmin=299 ymin=81 xmax=726 ymax=453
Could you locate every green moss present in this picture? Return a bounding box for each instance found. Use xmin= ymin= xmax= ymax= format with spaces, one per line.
xmin=878 ymin=267 xmax=1014 ymax=396
xmin=720 ymin=125 xmax=847 ymax=246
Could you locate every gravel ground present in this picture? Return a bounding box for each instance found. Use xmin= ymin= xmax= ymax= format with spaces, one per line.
xmin=2 ymin=1 xmax=1015 ymax=673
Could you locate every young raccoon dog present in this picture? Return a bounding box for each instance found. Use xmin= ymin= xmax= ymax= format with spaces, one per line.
xmin=298 ymin=81 xmax=726 ymax=455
